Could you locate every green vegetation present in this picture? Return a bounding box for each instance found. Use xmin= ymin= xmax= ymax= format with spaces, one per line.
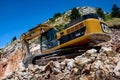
xmin=53 ymin=13 xmax=62 ymax=18
xmin=70 ymin=8 xmax=81 ymax=21
xmin=96 ymin=8 xmax=105 ymax=20
xmin=104 ymin=14 xmax=112 ymax=21
xmin=11 ymin=36 xmax=17 ymax=42
xmin=96 ymin=4 xmax=120 ymax=21
xmin=0 ymin=48 xmax=3 ymax=54
xmin=111 ymin=4 xmax=120 ymax=18
xmin=49 ymin=13 xmax=62 ymax=22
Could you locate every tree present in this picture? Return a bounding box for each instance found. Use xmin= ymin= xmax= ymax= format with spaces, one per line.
xmin=53 ymin=13 xmax=62 ymax=18
xmin=49 ymin=13 xmax=62 ymax=22
xmin=70 ymin=8 xmax=81 ymax=21
xmin=111 ymin=4 xmax=120 ymax=17
xmin=96 ymin=8 xmax=105 ymax=20
xmin=11 ymin=36 xmax=17 ymax=42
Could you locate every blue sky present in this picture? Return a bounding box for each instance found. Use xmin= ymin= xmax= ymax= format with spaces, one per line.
xmin=0 ymin=0 xmax=120 ymax=48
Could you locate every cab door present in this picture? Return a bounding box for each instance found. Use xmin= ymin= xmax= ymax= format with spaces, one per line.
xmin=40 ymin=28 xmax=58 ymax=51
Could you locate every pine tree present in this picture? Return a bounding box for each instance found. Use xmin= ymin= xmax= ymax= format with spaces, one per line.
xmin=70 ymin=8 xmax=81 ymax=21
xmin=96 ymin=8 xmax=105 ymax=20
xmin=49 ymin=13 xmax=62 ymax=22
xmin=111 ymin=4 xmax=120 ymax=17
xmin=53 ymin=13 xmax=62 ymax=18
xmin=11 ymin=36 xmax=17 ymax=42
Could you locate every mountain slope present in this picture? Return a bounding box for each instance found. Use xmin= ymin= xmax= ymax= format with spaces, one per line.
xmin=45 ymin=6 xmax=96 ymax=28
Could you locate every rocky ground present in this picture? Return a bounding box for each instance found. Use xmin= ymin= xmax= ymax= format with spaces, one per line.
xmin=3 ymin=47 xmax=120 ymax=80
xmin=0 ymin=27 xmax=119 ymax=80
xmin=100 ymin=27 xmax=120 ymax=53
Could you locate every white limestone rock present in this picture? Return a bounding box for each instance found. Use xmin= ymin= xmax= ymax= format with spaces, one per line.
xmin=114 ymin=61 xmax=120 ymax=76
xmin=52 ymin=68 xmax=61 ymax=74
xmin=100 ymin=47 xmax=116 ymax=57
xmin=74 ymin=56 xmax=91 ymax=66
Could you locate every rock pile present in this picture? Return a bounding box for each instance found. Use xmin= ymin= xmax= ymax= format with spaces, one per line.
xmin=0 ymin=50 xmax=24 ymax=80
xmin=101 ymin=27 xmax=120 ymax=53
xmin=110 ymin=28 xmax=120 ymax=53
xmin=3 ymin=47 xmax=120 ymax=80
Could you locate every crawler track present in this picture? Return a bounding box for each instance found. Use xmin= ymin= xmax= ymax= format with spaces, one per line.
xmin=32 ymin=46 xmax=101 ymax=66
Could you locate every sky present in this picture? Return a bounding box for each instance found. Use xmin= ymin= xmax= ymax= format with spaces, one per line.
xmin=0 ymin=0 xmax=120 ymax=48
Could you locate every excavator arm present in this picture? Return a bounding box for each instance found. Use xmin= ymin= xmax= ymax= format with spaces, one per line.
xmin=20 ymin=24 xmax=51 ymax=67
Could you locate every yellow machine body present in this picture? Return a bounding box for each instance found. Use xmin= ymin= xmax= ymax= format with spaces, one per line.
xmin=41 ymin=18 xmax=110 ymax=54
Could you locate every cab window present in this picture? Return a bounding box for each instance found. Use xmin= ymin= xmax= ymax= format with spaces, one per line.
xmin=40 ymin=28 xmax=58 ymax=51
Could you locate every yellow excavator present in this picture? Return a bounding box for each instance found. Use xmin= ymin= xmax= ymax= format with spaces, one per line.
xmin=21 ymin=14 xmax=111 ymax=67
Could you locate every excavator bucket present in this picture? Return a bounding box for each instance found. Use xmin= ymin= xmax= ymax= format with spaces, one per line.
xmin=23 ymin=53 xmax=32 ymax=68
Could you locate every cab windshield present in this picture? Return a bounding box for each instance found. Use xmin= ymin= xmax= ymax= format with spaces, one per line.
xmin=40 ymin=28 xmax=58 ymax=51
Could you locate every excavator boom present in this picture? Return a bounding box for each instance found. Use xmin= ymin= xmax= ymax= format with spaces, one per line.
xmin=20 ymin=24 xmax=51 ymax=67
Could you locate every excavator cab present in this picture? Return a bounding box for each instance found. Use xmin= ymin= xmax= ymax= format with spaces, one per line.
xmin=40 ymin=28 xmax=58 ymax=51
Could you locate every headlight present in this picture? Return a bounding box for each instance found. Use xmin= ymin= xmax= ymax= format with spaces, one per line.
xmin=101 ymin=23 xmax=109 ymax=33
